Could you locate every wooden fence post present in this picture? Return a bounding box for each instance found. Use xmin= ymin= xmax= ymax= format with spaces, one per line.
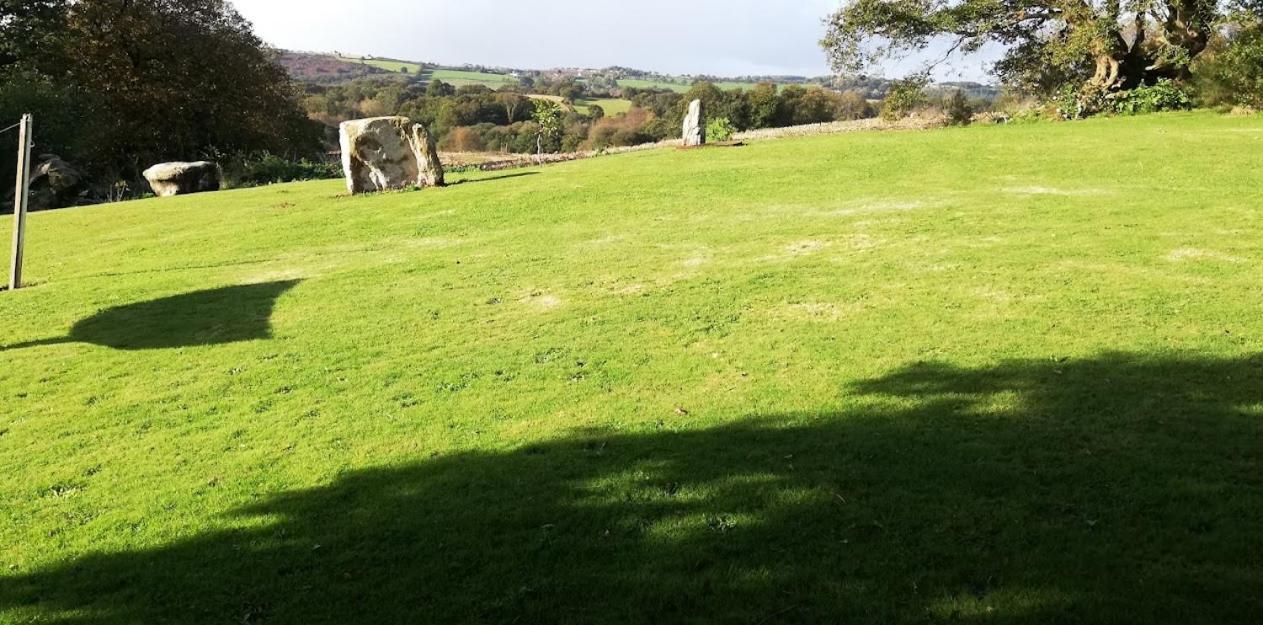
xmin=8 ymin=114 xmax=32 ymax=291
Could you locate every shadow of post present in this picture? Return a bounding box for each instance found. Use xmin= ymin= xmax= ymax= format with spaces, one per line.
xmin=1 ymin=280 xmax=300 ymax=352
xmin=2 ymin=352 xmax=1261 ymax=624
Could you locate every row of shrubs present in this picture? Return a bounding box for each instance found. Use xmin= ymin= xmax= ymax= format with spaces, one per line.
xmin=878 ymin=77 xmax=1208 ymax=128
xmin=222 ymin=153 xmax=342 ymax=188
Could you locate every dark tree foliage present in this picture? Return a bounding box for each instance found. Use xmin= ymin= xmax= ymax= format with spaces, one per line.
xmin=426 ymin=80 xmax=457 ymax=97
xmin=61 ymin=0 xmax=319 ymax=178
xmin=0 ymin=0 xmax=68 ymax=71
xmin=944 ymin=89 xmax=974 ymax=124
xmin=0 ymin=72 xmax=96 ymax=187
xmin=1 ymin=0 xmax=319 ymax=194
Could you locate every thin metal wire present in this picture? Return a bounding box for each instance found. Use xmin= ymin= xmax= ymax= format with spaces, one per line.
xmin=0 ymin=121 xmax=21 ymax=135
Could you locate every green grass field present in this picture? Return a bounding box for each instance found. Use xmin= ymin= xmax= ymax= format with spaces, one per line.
xmin=3 ymin=112 xmax=1262 ymax=624
xmin=428 ymin=69 xmax=518 ymax=89
xmin=331 ymin=57 xmax=517 ymax=88
xmin=333 ymin=55 xmax=422 ymax=75
xmin=616 ymin=77 xmax=695 ymax=92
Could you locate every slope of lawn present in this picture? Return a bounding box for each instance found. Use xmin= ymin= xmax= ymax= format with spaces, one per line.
xmin=2 ymin=112 xmax=1263 ymax=624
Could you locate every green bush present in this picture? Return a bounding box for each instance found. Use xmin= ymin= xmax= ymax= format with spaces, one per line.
xmin=1007 ymin=108 xmax=1047 ymax=124
xmin=1112 ymin=80 xmax=1193 ymax=116
xmin=706 ymin=116 xmax=737 ymax=142
xmin=944 ymin=90 xmax=973 ymax=126
xmin=231 ymin=153 xmax=341 ymax=187
xmin=1054 ymin=84 xmax=1098 ymax=120
xmin=1194 ymin=24 xmax=1263 ymax=109
xmin=880 ymin=77 xmax=928 ymax=122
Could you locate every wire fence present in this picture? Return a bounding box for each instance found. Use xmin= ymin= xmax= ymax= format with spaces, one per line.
xmin=0 ymin=121 xmax=22 ymax=136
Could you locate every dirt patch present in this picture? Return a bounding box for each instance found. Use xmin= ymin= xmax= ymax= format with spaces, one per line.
xmin=827 ymin=200 xmax=931 ymax=217
xmin=1166 ymin=248 xmax=1245 ymax=264
xmin=522 ymin=292 xmax=563 ymax=311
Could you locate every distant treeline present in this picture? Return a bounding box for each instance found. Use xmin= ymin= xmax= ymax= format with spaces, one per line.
xmin=281 ymin=52 xmax=1002 ymax=101
xmin=299 ymin=75 xmax=892 ymax=154
xmin=283 ymin=50 xmax=1007 ymax=158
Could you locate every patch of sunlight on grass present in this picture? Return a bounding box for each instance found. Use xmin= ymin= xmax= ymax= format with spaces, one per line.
xmin=3 ymin=111 xmax=1262 ymax=624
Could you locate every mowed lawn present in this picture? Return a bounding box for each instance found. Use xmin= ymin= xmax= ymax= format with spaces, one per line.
xmin=2 ymin=112 xmax=1262 ymax=624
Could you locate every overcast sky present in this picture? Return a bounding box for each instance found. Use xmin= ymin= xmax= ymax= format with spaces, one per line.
xmin=231 ymin=0 xmax=996 ymax=80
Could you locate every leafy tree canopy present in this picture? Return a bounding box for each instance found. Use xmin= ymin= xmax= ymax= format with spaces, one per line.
xmin=1 ymin=0 xmax=317 ymax=188
xmin=0 ymin=0 xmax=68 ymax=70
xmin=823 ymin=0 xmax=1262 ymax=110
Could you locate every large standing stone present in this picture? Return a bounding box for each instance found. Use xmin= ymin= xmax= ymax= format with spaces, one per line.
xmin=682 ymin=99 xmax=706 ymax=147
xmin=339 ymin=116 xmax=445 ymax=194
xmin=143 ymin=162 xmax=222 ymax=197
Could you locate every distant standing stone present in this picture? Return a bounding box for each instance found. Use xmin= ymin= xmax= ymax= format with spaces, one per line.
xmin=340 ymin=116 xmax=445 ymax=194
xmin=143 ymin=161 xmax=222 ymax=197
xmin=682 ymin=99 xmax=706 ymax=147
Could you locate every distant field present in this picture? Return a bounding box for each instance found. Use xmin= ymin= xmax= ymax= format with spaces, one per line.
xmin=576 ymin=98 xmax=634 ymax=115
xmin=527 ymin=94 xmax=565 ymax=104
xmin=331 ymin=57 xmax=517 ymax=88
xmin=428 ymin=69 xmax=518 ymax=88
xmin=617 ymin=78 xmax=823 ymax=93
xmin=4 ymin=112 xmax=1263 ymax=623
xmin=617 ymin=78 xmax=693 ymax=93
xmin=323 ymin=59 xmax=810 ymax=94
xmin=334 ymin=55 xmax=421 ymax=75
xmin=527 ymin=95 xmax=634 ymax=116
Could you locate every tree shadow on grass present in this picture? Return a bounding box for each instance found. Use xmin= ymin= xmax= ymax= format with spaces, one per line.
xmin=449 ymin=171 xmax=540 ymax=186
xmin=0 ymin=280 xmax=299 ymax=352
xmin=2 ymin=352 xmax=1262 ymax=624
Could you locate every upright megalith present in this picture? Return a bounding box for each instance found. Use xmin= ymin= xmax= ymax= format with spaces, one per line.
xmin=682 ymin=99 xmax=706 ymax=147
xmin=143 ymin=162 xmax=222 ymax=197
xmin=339 ymin=116 xmax=445 ymax=194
